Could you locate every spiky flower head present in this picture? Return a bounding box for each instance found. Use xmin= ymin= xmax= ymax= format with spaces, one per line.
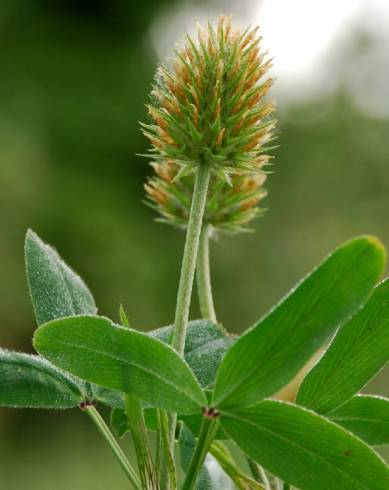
xmin=145 ymin=160 xmax=268 ymax=233
xmin=142 ymin=16 xmax=276 ymax=233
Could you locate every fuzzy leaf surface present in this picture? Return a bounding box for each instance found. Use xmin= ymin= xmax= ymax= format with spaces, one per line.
xmin=0 ymin=350 xmax=83 ymax=408
xmin=328 ymin=395 xmax=389 ymax=446
xmin=297 ymin=278 xmax=389 ymax=413
xmin=221 ymin=400 xmax=389 ymax=490
xmin=111 ymin=407 xmax=130 ymax=438
xmin=110 ymin=407 xmax=160 ymax=437
xmin=93 ymin=385 xmax=125 ymax=409
xmin=98 ymin=320 xmax=234 ymax=412
xmin=33 ymin=315 xmax=206 ymax=414
xmin=150 ymin=320 xmax=234 ymax=387
xmin=212 ymin=237 xmax=386 ymax=409
xmin=25 ymin=229 xmax=97 ymax=326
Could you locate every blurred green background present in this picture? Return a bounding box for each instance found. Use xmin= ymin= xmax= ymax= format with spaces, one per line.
xmin=0 ymin=0 xmax=388 ymax=487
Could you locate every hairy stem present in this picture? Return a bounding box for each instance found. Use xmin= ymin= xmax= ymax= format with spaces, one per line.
xmin=171 ymin=163 xmax=212 ymax=354
xmin=168 ymin=163 xmax=211 ymax=453
xmin=181 ymin=416 xmax=219 ymax=490
xmin=157 ymin=410 xmax=177 ymax=490
xmin=196 ymin=223 xmax=217 ymax=322
xmin=85 ymin=406 xmax=141 ymax=490
xmin=125 ymin=395 xmax=159 ymax=490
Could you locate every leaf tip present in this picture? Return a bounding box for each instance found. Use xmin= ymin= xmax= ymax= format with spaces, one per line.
xmin=25 ymin=228 xmax=40 ymax=247
xmin=32 ymin=328 xmax=41 ymax=353
xmin=346 ymin=235 xmax=387 ymax=278
xmin=365 ymin=235 xmax=387 ymax=278
xmin=24 ymin=229 xmax=47 ymax=260
xmin=365 ymin=234 xmax=386 ymax=257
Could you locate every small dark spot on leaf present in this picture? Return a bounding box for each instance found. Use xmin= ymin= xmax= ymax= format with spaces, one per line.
xmin=344 ymin=449 xmax=352 ymax=457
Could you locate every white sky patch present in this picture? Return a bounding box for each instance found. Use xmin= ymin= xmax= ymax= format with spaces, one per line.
xmin=254 ymin=0 xmax=389 ymax=112
xmin=149 ymin=0 xmax=389 ymax=116
xmin=256 ymin=0 xmax=365 ymax=78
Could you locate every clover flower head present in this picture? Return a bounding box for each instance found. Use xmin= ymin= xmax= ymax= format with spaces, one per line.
xmin=142 ymin=16 xmax=276 ymax=233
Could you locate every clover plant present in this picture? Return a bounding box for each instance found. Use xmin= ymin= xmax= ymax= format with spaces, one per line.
xmin=2 ymin=16 xmax=389 ymax=490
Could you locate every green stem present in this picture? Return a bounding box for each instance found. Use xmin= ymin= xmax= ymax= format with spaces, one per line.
xmin=196 ymin=223 xmax=217 ymax=322
xmin=125 ymin=395 xmax=159 ymax=490
xmin=171 ymin=163 xmax=212 ymax=355
xmin=247 ymin=457 xmax=261 ymax=481
xmin=168 ymin=163 xmax=211 ymax=453
xmin=155 ymin=412 xmax=164 ymax=485
xmin=247 ymin=457 xmax=271 ymax=489
xmin=181 ymin=416 xmax=219 ymax=490
xmin=157 ymin=410 xmax=177 ymax=490
xmin=211 ymin=442 xmax=265 ymax=489
xmin=85 ymin=406 xmax=141 ymax=490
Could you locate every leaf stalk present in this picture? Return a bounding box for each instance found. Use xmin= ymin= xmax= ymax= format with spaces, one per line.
xmin=181 ymin=415 xmax=219 ymax=490
xmin=125 ymin=395 xmax=160 ymax=489
xmin=85 ymin=405 xmax=141 ymax=490
xmin=169 ymin=162 xmax=212 ymax=452
xmin=171 ymin=163 xmax=212 ymax=355
xmin=196 ymin=223 xmax=217 ymax=323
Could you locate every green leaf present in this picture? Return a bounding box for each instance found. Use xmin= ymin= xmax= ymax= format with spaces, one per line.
xmin=212 ymin=237 xmax=386 ymax=409
xmin=93 ymin=320 xmax=231 ymax=438
xmin=108 ymin=407 xmax=228 ymax=440
xmin=25 ymin=229 xmax=97 ymax=326
xmin=221 ymin=400 xmax=389 ymax=490
xmin=297 ymin=278 xmax=389 ymax=413
xmin=328 ymin=395 xmax=389 ymax=446
xmin=97 ymin=320 xmax=234 ymax=412
xmin=150 ymin=320 xmax=234 ymax=387
xmin=110 ymin=407 xmax=160 ymax=437
xmin=111 ymin=407 xmax=129 ymax=438
xmin=93 ymin=385 xmax=125 ymax=409
xmin=178 ymin=423 xmax=215 ymax=490
xmin=0 ymin=350 xmax=83 ymax=408
xmin=33 ymin=315 xmax=207 ymax=414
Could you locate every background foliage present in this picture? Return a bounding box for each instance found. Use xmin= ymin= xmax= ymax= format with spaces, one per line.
xmin=0 ymin=0 xmax=388 ymax=487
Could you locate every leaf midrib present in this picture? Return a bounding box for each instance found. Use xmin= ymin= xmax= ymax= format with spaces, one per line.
xmin=214 ymin=259 xmax=352 ymax=405
xmin=222 ymin=410 xmax=370 ymax=490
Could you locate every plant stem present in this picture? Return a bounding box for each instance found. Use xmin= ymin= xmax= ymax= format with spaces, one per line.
xmin=168 ymin=163 xmax=211 ymax=453
xmin=125 ymin=395 xmax=159 ymax=490
xmin=196 ymin=223 xmax=217 ymax=323
xmin=157 ymin=409 xmax=177 ymax=490
xmin=275 ymin=478 xmax=283 ymax=490
xmin=171 ymin=163 xmax=212 ymax=355
xmin=258 ymin=467 xmax=272 ymax=490
xmin=181 ymin=416 xmax=219 ymax=490
xmin=211 ymin=442 xmax=265 ymax=489
xmin=155 ymin=412 xmax=164 ymax=485
xmin=85 ymin=405 xmax=141 ymax=490
xmin=247 ymin=457 xmax=271 ymax=489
